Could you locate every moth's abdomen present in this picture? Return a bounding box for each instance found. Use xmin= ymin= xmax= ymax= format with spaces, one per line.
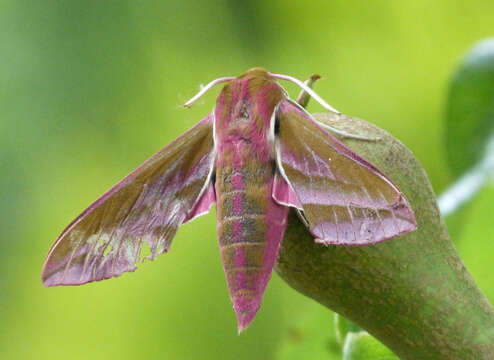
xmin=212 ymin=71 xmax=288 ymax=330
xmin=219 ymin=170 xmax=268 ymax=290
xmin=216 ymin=152 xmax=288 ymax=330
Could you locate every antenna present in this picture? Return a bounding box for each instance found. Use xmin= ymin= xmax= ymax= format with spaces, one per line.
xmin=184 ymin=77 xmax=235 ymax=108
xmin=269 ymin=73 xmax=340 ymax=114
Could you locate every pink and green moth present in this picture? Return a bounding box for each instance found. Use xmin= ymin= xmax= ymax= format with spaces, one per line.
xmin=42 ymin=68 xmax=417 ymax=332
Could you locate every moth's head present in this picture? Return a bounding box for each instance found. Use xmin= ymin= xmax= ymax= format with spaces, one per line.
xmin=184 ymin=68 xmax=340 ymax=114
xmin=234 ymin=68 xmax=282 ymax=102
xmin=237 ymin=67 xmax=271 ymax=81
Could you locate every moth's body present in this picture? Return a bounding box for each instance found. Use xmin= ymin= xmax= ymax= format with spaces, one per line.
xmin=42 ymin=67 xmax=417 ymax=332
xmin=214 ymin=69 xmax=288 ymax=328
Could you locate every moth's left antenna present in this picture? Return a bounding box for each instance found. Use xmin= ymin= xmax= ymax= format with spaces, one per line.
xmin=184 ymin=77 xmax=235 ymax=108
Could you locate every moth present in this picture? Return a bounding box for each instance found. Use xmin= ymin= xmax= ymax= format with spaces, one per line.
xmin=42 ymin=68 xmax=417 ymax=332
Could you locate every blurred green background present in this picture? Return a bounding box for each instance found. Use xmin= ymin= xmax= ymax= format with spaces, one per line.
xmin=2 ymin=1 xmax=494 ymax=359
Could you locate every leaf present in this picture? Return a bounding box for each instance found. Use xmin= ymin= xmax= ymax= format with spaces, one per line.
xmin=334 ymin=314 xmax=362 ymax=346
xmin=335 ymin=314 xmax=397 ymax=360
xmin=439 ymin=38 xmax=494 ymax=222
xmin=343 ymin=332 xmax=398 ymax=360
xmin=445 ymin=38 xmax=494 ymax=178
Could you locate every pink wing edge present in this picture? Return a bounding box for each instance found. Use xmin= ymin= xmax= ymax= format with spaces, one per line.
xmin=272 ymin=170 xmax=302 ymax=210
xmin=42 ymin=115 xmax=217 ymax=286
xmin=183 ymin=182 xmax=216 ymax=223
xmin=272 ymin=99 xmax=417 ymax=246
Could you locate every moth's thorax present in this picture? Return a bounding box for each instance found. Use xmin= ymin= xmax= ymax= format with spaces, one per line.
xmin=214 ymin=70 xmax=284 ymax=150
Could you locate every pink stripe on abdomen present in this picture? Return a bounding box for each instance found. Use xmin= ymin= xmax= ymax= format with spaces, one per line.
xmin=216 ymin=143 xmax=289 ymax=330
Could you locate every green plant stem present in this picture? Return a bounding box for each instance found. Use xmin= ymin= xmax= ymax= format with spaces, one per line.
xmin=275 ymin=112 xmax=494 ymax=359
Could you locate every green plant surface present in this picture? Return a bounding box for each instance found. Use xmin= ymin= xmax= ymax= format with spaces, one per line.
xmin=276 ymin=113 xmax=494 ymax=359
xmin=3 ymin=1 xmax=494 ymax=360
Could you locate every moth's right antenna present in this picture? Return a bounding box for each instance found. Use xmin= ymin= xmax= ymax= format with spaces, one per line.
xmin=184 ymin=77 xmax=235 ymax=108
xmin=269 ymin=72 xmax=340 ymax=114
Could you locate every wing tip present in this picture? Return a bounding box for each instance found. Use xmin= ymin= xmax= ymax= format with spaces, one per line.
xmin=314 ymin=220 xmax=417 ymax=247
xmin=41 ymin=261 xmax=138 ymax=287
xmin=42 ymin=277 xmax=88 ymax=287
xmin=41 ymin=271 xmax=92 ymax=287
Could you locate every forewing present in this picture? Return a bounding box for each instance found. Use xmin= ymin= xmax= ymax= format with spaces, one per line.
xmin=42 ymin=114 xmax=216 ymax=286
xmin=274 ymin=100 xmax=416 ymax=245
